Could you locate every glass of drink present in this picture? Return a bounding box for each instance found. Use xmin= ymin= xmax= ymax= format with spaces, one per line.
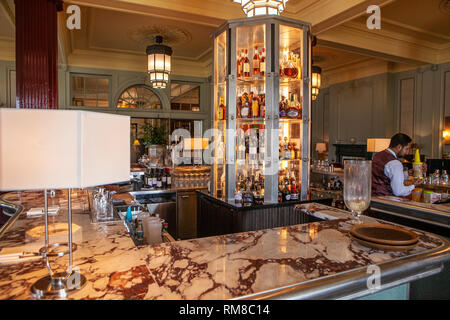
xmin=344 ymin=160 xmax=372 ymax=224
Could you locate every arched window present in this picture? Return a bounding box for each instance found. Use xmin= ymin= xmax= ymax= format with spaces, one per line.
xmin=116 ymin=85 xmax=162 ymax=110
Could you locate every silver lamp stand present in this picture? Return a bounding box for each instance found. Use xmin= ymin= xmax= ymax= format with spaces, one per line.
xmin=31 ymin=189 xmax=87 ymax=299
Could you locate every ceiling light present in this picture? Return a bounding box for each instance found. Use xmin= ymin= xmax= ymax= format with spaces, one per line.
xmin=311 ymin=65 xmax=322 ymax=101
xmin=146 ymin=36 xmax=172 ymax=89
xmin=232 ymin=0 xmax=288 ymax=17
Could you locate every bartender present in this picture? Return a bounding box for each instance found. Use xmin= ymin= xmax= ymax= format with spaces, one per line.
xmin=372 ymin=133 xmax=423 ymax=197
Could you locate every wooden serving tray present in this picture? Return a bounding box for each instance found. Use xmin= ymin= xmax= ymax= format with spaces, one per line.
xmin=350 ymin=223 xmax=418 ymax=246
xmin=349 ymin=233 xmax=418 ymax=251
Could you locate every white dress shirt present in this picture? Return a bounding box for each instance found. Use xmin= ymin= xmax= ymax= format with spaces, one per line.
xmin=384 ymin=148 xmax=415 ymax=196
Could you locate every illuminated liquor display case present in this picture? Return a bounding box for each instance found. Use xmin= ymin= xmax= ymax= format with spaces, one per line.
xmin=211 ymin=16 xmax=311 ymax=204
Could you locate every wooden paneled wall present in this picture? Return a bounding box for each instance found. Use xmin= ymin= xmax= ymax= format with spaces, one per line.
xmin=312 ymin=62 xmax=450 ymax=160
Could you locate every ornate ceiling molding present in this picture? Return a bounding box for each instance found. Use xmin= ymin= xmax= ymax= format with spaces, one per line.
xmin=127 ymin=25 xmax=192 ymax=47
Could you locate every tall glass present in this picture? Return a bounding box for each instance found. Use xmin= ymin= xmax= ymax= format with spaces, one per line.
xmin=344 ymin=160 xmax=372 ymax=223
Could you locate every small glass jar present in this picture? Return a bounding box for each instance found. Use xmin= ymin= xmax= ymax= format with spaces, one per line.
xmin=411 ymin=188 xmax=422 ymax=202
xmin=423 ymin=190 xmax=433 ymax=203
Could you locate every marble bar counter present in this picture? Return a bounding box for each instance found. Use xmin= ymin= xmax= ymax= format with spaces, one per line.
xmin=0 ymin=191 xmax=449 ymax=300
xmin=370 ymin=196 xmax=450 ymax=237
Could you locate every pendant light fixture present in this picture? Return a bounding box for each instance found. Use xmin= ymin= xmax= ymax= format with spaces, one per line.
xmin=311 ymin=66 xmax=322 ymax=101
xmin=146 ymin=35 xmax=172 ymax=89
xmin=311 ymin=35 xmax=321 ymax=101
xmin=231 ymin=0 xmax=288 ymax=17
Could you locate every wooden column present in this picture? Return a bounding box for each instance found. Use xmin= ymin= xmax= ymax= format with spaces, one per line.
xmin=15 ymin=0 xmax=62 ymax=109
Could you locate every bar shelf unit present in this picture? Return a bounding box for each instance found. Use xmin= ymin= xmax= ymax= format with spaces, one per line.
xmin=211 ymin=15 xmax=312 ymax=204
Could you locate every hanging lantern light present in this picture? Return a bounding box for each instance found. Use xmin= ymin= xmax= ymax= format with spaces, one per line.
xmin=146 ymin=35 xmax=172 ymax=89
xmin=232 ymin=0 xmax=289 ymax=17
xmin=311 ymin=65 xmax=322 ymax=101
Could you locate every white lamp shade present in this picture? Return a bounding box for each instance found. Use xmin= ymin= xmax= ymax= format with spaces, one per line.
xmin=0 ymin=109 xmax=130 ymax=191
xmin=315 ymin=143 xmax=327 ymax=153
xmin=367 ymin=138 xmax=390 ymax=153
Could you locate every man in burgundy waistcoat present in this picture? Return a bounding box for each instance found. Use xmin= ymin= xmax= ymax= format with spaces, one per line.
xmin=372 ymin=133 xmax=423 ymax=197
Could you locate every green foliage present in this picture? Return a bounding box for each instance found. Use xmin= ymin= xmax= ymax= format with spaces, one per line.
xmin=141 ymin=124 xmax=167 ymax=146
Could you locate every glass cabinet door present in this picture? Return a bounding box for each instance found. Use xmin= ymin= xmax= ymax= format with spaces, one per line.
xmin=213 ymin=30 xmax=227 ymax=198
xmin=234 ymin=23 xmax=266 ymax=205
xmin=278 ymin=24 xmax=303 ymax=202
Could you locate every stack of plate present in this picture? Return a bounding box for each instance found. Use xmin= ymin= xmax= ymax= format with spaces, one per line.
xmin=349 ymin=223 xmax=419 ymax=251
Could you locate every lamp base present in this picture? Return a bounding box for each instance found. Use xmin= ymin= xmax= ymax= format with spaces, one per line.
xmin=30 ymin=271 xmax=87 ymax=299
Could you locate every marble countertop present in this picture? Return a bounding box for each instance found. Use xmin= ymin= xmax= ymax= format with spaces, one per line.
xmin=0 ymin=191 xmax=449 ymax=300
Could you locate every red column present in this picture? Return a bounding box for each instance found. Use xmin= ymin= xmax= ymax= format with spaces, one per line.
xmin=15 ymin=0 xmax=63 ymax=109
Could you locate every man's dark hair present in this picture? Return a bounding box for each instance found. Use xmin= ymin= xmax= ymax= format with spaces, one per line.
xmin=389 ymin=133 xmax=412 ymax=148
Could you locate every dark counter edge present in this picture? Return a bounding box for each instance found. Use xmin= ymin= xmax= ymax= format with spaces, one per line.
xmin=196 ymin=190 xmax=333 ymax=211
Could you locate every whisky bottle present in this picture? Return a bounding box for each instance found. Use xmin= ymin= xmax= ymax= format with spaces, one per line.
xmin=240 ymin=92 xmax=250 ymax=118
xmin=290 ymin=172 xmax=299 ymax=201
xmin=279 ymin=96 xmax=287 ymax=118
xmin=283 ymin=52 xmax=298 ymax=78
xmin=252 ymin=94 xmax=259 ymax=118
xmin=243 ymin=49 xmax=251 ymax=78
xmin=252 ymin=46 xmax=260 ymax=76
xmin=151 ymin=168 xmax=157 ymax=188
xmin=260 ymin=48 xmax=266 ymax=77
xmin=259 ymin=94 xmax=266 ymax=118
xmin=286 ymin=93 xmax=299 ymax=119
xmin=218 ymin=96 xmax=226 ymax=120
xmin=237 ymin=50 xmax=243 ymax=78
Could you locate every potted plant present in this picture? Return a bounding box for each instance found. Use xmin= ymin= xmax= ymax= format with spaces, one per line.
xmin=141 ymin=124 xmax=167 ymax=167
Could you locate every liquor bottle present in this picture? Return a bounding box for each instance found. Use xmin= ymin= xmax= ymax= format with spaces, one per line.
xmin=286 ymin=93 xmax=299 ymax=119
xmin=237 ymin=50 xmax=243 ymax=78
xmin=259 ymin=94 xmax=265 ymax=118
xmin=290 ymin=172 xmax=299 ymax=201
xmin=243 ymin=49 xmax=251 ymax=77
xmin=294 ymin=53 xmax=302 ymax=80
xmin=282 ymin=175 xmax=290 ymax=202
xmin=235 ymin=183 xmax=243 ymax=204
xmin=162 ymin=168 xmax=167 ymax=188
xmin=252 ymin=93 xmax=259 ymax=118
xmin=236 ymin=93 xmax=242 ymax=118
xmin=279 ymin=96 xmax=287 ymax=118
xmin=145 ymin=169 xmax=152 ymax=188
xmin=248 ymin=91 xmax=254 ymax=118
xmin=218 ymin=96 xmax=226 ymax=120
xmin=243 ymin=177 xmax=254 ymax=206
xmin=284 ymin=139 xmax=291 ymax=160
xmin=156 ymin=169 xmax=162 ymax=189
xmin=240 ymin=92 xmax=250 ymax=118
xmin=253 ymin=46 xmax=260 ymax=76
xmin=283 ymin=52 xmax=298 ymax=78
xmin=166 ymin=168 xmax=172 ymax=189
xmin=151 ymin=168 xmax=157 ymax=188
xmin=260 ymin=48 xmax=266 ymax=77
xmin=296 ymin=95 xmax=303 ymax=119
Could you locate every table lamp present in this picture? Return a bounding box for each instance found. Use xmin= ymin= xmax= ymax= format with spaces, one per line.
xmin=367 ymin=138 xmax=390 ymax=153
xmin=0 ymin=109 xmax=130 ymax=299
xmin=315 ymin=143 xmax=327 ymax=160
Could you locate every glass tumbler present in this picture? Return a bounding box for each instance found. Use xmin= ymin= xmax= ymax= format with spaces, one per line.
xmin=343 ymin=160 xmax=372 ymax=224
